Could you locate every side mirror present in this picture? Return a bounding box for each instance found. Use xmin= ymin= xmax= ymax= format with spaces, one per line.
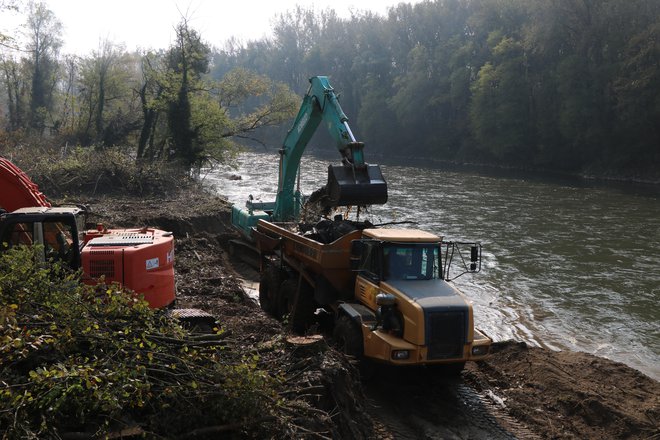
xmin=470 ymin=245 xmax=480 ymax=271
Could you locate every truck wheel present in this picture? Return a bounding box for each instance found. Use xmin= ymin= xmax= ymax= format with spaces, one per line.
xmin=275 ymin=278 xmax=291 ymax=320
xmin=289 ymin=281 xmax=316 ymax=334
xmin=279 ymin=279 xmax=316 ymax=333
xmin=259 ymin=265 xmax=280 ymax=316
xmin=333 ymin=315 xmax=364 ymax=359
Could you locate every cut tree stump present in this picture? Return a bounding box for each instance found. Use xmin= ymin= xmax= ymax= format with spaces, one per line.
xmin=285 ymin=334 xmax=326 ymax=356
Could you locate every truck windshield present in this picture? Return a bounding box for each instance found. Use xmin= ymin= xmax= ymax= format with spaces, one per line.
xmin=383 ymin=244 xmax=441 ymax=281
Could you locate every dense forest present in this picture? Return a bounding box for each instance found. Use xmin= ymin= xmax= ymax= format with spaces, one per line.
xmin=1 ymin=0 xmax=659 ymax=179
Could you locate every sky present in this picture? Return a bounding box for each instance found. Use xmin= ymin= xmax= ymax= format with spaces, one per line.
xmin=3 ymin=0 xmax=417 ymax=55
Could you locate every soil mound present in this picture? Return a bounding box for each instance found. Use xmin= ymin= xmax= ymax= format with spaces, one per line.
xmin=465 ymin=341 xmax=660 ymax=439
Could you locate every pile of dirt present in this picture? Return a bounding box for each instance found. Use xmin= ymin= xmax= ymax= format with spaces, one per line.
xmin=465 ymin=341 xmax=660 ymax=439
xmin=73 ymin=188 xmax=659 ymax=439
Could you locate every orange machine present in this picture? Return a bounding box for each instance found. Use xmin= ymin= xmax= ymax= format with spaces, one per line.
xmin=0 ymin=157 xmax=51 ymax=211
xmin=82 ymin=225 xmax=176 ymax=308
xmin=0 ymin=158 xmax=175 ymax=309
xmin=254 ymin=219 xmax=491 ymax=370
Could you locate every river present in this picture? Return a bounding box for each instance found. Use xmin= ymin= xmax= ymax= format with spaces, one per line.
xmin=206 ymin=150 xmax=660 ymax=381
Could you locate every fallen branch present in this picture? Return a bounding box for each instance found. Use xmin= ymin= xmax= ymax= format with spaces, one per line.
xmin=177 ymin=416 xmax=275 ymax=439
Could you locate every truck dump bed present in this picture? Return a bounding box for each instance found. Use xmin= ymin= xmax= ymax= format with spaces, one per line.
xmin=254 ymin=220 xmax=361 ymax=293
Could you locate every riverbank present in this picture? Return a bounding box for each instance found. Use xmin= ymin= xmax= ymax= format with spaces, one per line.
xmin=75 ymin=188 xmax=659 ymax=439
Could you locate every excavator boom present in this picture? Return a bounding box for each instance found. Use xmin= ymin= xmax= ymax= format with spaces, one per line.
xmin=0 ymin=158 xmax=51 ymax=211
xmin=230 ymin=75 xmax=387 ymax=234
xmin=274 ymin=76 xmax=387 ymax=221
xmin=231 ymin=76 xmax=388 ymax=238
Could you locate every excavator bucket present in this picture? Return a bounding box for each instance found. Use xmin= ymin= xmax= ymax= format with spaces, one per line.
xmin=325 ymin=164 xmax=388 ymax=207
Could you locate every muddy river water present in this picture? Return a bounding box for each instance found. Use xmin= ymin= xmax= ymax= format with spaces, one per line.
xmin=207 ymin=150 xmax=660 ymax=381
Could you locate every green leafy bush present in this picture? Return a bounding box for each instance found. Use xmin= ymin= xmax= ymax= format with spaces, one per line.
xmin=31 ymin=147 xmax=192 ymax=196
xmin=0 ymin=247 xmax=279 ymax=438
xmin=6 ymin=145 xmax=193 ymax=198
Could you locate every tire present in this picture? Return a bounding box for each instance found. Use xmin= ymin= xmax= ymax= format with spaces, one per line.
xmin=333 ymin=315 xmax=364 ymax=358
xmin=259 ymin=264 xmax=280 ymax=316
xmin=279 ymin=278 xmax=317 ymax=333
xmin=291 ymin=280 xmax=317 ymax=333
xmin=275 ymin=279 xmax=293 ymax=320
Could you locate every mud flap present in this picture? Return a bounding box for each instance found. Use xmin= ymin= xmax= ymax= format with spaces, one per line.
xmin=326 ymin=164 xmax=388 ymax=207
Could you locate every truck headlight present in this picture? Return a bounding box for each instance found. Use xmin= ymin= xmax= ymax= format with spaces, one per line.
xmin=392 ymin=350 xmax=410 ymax=360
xmin=471 ymin=345 xmax=489 ymax=356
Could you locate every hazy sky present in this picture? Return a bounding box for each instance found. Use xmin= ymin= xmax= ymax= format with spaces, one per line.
xmin=4 ymin=0 xmax=418 ymax=54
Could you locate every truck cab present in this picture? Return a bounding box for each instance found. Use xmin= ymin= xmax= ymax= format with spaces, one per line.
xmin=343 ymin=228 xmax=491 ymax=366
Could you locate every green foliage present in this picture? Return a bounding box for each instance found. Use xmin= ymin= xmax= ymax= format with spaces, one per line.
xmin=0 ymin=246 xmax=279 ymax=438
xmin=471 ymin=34 xmax=531 ymax=162
xmin=213 ymin=0 xmax=660 ymax=178
xmin=2 ymin=0 xmax=659 ymax=178
xmin=6 ymin=145 xmax=192 ymax=198
xmin=65 ymin=42 xmax=139 ymax=147
xmin=2 ymin=12 xmax=297 ymax=177
xmin=23 ymin=1 xmax=63 ymax=134
xmin=135 ymin=22 xmax=298 ymax=171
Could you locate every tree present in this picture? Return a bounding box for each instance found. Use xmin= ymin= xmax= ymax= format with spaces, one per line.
xmin=136 ymin=20 xmax=298 ymax=171
xmin=165 ymin=19 xmax=210 ymax=168
xmin=75 ymin=40 xmax=138 ymax=146
xmin=23 ymin=0 xmax=62 ymax=134
xmin=0 ymin=56 xmax=27 ymax=131
xmin=271 ymin=6 xmax=321 ymax=88
xmin=0 ymin=0 xmax=19 ymax=50
xmin=613 ymin=21 xmax=660 ymax=170
xmin=470 ymin=34 xmax=532 ymax=162
xmin=136 ymin=52 xmax=165 ymax=160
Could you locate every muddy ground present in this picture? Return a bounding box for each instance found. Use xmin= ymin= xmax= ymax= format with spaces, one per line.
xmin=75 ymin=189 xmax=659 ymax=439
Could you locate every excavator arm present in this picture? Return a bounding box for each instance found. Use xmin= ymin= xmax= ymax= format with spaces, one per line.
xmin=231 ymin=76 xmax=388 ymax=239
xmin=273 ymin=76 xmax=387 ymax=221
xmin=0 ymin=158 xmax=51 ymax=211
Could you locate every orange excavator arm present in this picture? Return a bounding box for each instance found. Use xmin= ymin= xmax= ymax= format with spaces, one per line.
xmin=0 ymin=158 xmax=51 ymax=211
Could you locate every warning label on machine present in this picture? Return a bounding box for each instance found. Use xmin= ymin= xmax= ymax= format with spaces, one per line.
xmin=146 ymin=258 xmax=159 ymax=270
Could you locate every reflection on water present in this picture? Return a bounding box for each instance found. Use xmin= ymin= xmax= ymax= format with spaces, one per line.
xmin=206 ymin=151 xmax=660 ymax=381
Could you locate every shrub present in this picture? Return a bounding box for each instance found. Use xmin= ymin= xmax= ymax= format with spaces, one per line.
xmin=0 ymin=247 xmax=279 ymax=438
xmin=5 ymin=145 xmax=193 ymax=198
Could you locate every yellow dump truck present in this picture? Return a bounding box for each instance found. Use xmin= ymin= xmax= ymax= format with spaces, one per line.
xmin=254 ymin=219 xmax=491 ymax=369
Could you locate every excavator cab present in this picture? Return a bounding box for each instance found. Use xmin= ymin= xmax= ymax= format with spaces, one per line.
xmin=0 ymin=208 xmax=83 ymax=268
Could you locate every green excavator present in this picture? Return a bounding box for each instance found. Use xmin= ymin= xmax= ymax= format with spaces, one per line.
xmin=231 ymin=76 xmax=388 ymax=237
